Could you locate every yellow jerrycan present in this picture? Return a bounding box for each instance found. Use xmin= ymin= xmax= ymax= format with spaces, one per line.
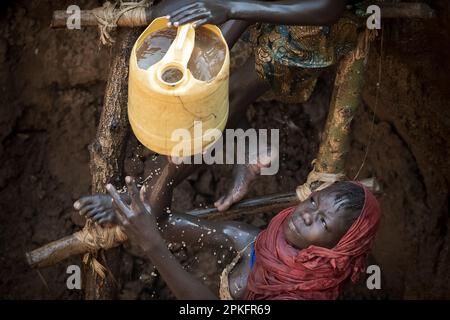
xmin=128 ymin=17 xmax=230 ymax=157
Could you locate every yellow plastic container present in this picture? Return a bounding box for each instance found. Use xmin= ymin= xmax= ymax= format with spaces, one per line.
xmin=128 ymin=17 xmax=230 ymax=156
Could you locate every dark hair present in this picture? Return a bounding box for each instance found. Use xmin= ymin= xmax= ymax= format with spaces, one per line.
xmin=328 ymin=181 xmax=365 ymax=221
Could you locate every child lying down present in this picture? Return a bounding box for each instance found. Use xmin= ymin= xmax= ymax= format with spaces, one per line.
xmin=74 ymin=177 xmax=380 ymax=300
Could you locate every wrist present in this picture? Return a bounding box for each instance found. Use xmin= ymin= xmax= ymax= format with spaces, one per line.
xmin=140 ymin=237 xmax=165 ymax=254
xmin=227 ymin=1 xmax=240 ymax=20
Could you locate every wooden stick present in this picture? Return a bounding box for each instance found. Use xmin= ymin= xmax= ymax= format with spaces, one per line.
xmin=82 ymin=28 xmax=142 ymax=300
xmin=189 ymin=178 xmax=380 ymax=220
xmin=50 ymin=2 xmax=435 ymax=28
xmin=51 ymin=8 xmax=152 ymax=28
xmin=314 ymin=32 xmax=368 ymax=175
xmin=26 ymin=235 xmax=86 ymax=269
xmin=190 ymin=193 xmax=298 ymax=221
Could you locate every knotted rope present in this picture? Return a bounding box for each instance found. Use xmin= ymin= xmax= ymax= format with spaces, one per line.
xmin=92 ymin=0 xmax=151 ymax=45
xmin=74 ymin=220 xmax=128 ymax=279
xmin=296 ymin=160 xmax=346 ymax=201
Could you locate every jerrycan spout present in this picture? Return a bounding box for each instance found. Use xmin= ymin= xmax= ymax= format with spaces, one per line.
xmin=156 ymin=23 xmax=195 ymax=87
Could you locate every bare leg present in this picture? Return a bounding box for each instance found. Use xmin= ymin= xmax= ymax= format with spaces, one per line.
xmin=227 ymin=56 xmax=270 ymax=126
xmin=149 ymin=55 xmax=270 ymax=219
xmin=214 ymin=56 xmax=275 ymax=211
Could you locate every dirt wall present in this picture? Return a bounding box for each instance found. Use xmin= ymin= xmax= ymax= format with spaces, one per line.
xmin=0 ymin=0 xmax=448 ymax=299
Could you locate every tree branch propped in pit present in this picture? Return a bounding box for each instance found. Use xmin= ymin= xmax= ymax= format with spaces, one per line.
xmin=82 ymin=28 xmax=141 ymax=300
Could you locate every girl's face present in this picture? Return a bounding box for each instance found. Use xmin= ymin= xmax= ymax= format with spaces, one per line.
xmin=283 ymin=189 xmax=360 ymax=250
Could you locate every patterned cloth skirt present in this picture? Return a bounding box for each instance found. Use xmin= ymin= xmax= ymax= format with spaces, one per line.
xmin=249 ymin=12 xmax=363 ymax=103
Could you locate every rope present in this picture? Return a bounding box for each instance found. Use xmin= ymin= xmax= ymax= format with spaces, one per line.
xmin=74 ymin=220 xmax=128 ymax=278
xmin=296 ymin=160 xmax=346 ymax=201
xmin=92 ymin=0 xmax=151 ymax=45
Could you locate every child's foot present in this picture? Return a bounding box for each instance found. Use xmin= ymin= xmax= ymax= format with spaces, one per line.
xmin=73 ymin=194 xmax=117 ymax=227
xmin=214 ymin=149 xmax=276 ymax=212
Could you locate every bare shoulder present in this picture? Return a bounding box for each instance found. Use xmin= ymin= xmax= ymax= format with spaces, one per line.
xmin=224 ymin=221 xmax=259 ymax=251
xmin=228 ymin=242 xmax=254 ymax=300
xmin=223 ymin=223 xmax=259 ymax=300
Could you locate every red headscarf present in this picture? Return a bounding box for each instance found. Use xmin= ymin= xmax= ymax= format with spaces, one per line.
xmin=244 ymin=183 xmax=381 ymax=300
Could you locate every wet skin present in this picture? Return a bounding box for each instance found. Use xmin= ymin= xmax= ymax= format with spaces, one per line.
xmin=76 ymin=178 xmax=360 ymax=299
xmin=104 ymin=177 xmax=258 ymax=299
xmin=283 ymin=189 xmax=359 ymax=250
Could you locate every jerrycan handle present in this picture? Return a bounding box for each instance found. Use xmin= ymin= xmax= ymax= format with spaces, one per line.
xmin=157 ymin=23 xmax=195 ymax=87
xmin=175 ymin=23 xmax=193 ymax=53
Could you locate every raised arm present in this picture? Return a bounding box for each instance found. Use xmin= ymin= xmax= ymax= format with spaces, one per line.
xmin=107 ymin=177 xmax=218 ymax=300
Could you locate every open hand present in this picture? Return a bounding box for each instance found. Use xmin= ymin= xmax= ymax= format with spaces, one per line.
xmin=161 ymin=0 xmax=232 ymax=28
xmin=74 ymin=194 xmax=117 ymax=227
xmin=106 ymin=177 xmax=161 ymax=252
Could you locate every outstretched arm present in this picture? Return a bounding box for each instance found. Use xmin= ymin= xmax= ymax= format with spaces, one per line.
xmin=229 ymin=0 xmax=346 ymax=25
xmin=106 ymin=177 xmax=218 ymax=300
xmin=150 ymin=0 xmax=250 ymax=48
xmin=162 ymin=0 xmax=346 ymax=28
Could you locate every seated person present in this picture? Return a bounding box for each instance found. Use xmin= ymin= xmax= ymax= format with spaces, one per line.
xmin=74 ymin=177 xmax=380 ymax=299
